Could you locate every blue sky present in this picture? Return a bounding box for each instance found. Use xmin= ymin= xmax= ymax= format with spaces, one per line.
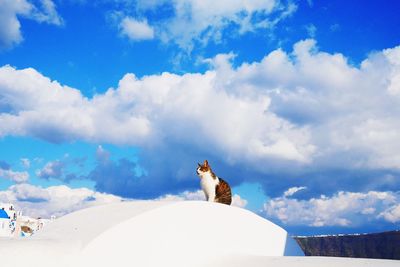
xmin=0 ymin=0 xmax=400 ymax=235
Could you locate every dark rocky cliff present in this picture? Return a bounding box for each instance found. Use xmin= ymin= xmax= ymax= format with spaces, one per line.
xmin=294 ymin=230 xmax=400 ymax=260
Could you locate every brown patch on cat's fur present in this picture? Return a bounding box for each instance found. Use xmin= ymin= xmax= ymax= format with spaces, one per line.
xmin=215 ymin=178 xmax=232 ymax=205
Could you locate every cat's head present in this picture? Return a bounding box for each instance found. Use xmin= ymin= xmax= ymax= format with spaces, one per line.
xmin=196 ymin=160 xmax=212 ymax=178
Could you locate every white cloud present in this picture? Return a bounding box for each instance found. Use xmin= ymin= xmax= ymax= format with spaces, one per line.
xmin=36 ymin=160 xmax=64 ymax=179
xmin=0 ymin=62 xmax=312 ymax=165
xmin=231 ymin=194 xmax=248 ymax=208
xmin=158 ymin=190 xmax=248 ymax=208
xmin=125 ymin=0 xmax=296 ymax=50
xmin=0 ymin=183 xmax=122 ymax=218
xmin=0 ymin=0 xmax=63 ymax=50
xmin=379 ymin=204 xmax=400 ymax=223
xmin=31 ymin=0 xmax=63 ymax=25
xmin=0 ymin=168 xmax=29 ymax=183
xmin=0 ymin=65 xmax=150 ymax=144
xmin=264 ymin=189 xmax=400 ymax=227
xmin=283 ymin=186 xmax=306 ymax=197
xmin=8 ymin=183 xmax=50 ymax=202
xmin=1 ymin=40 xmax=400 ymax=174
xmin=0 ymin=0 xmax=32 ymax=49
xmin=119 ymin=17 xmax=154 ymax=41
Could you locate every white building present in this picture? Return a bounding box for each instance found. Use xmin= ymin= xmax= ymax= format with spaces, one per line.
xmin=0 ymin=203 xmax=49 ymax=237
xmin=0 ymin=203 xmax=18 ymax=237
xmin=0 ymin=203 xmax=18 ymax=220
xmin=18 ymin=216 xmax=50 ymax=236
xmin=0 ymin=209 xmax=13 ymax=237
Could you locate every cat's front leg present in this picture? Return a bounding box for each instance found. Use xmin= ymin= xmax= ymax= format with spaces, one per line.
xmin=207 ymin=193 xmax=216 ymax=202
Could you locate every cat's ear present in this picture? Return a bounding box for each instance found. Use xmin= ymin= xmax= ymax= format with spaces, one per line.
xmin=204 ymin=160 xmax=209 ymax=167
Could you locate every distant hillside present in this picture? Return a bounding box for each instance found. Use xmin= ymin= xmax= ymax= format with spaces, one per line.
xmin=294 ymin=230 xmax=400 ymax=260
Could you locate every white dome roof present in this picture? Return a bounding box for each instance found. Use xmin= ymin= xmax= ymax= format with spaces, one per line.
xmin=2 ymin=201 xmax=305 ymax=266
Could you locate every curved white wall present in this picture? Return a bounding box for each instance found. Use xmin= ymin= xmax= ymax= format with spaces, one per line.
xmin=0 ymin=201 xmax=304 ymax=267
xmin=78 ymin=201 xmax=303 ymax=266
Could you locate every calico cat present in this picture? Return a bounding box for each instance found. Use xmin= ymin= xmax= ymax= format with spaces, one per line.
xmin=196 ymin=160 xmax=232 ymax=205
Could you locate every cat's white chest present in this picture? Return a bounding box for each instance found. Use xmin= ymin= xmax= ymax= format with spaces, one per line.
xmin=200 ymin=173 xmax=219 ymax=201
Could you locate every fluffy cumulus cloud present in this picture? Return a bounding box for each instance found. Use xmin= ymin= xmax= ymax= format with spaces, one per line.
xmin=0 ymin=169 xmax=29 ymax=183
xmin=263 ymin=189 xmax=400 ymax=227
xmin=119 ymin=17 xmax=154 ymax=41
xmin=0 ymin=0 xmax=63 ymax=50
xmin=36 ymin=160 xmax=65 ymax=179
xmin=0 ymin=162 xmax=29 ymax=183
xmin=0 ymin=183 xmax=122 ymax=218
xmin=35 ymin=156 xmax=87 ymax=182
xmin=379 ymin=204 xmax=400 ymax=223
xmin=114 ymin=0 xmax=296 ymax=50
xmin=0 ymin=64 xmax=150 ymax=144
xmin=1 ymin=40 xmax=400 ymax=198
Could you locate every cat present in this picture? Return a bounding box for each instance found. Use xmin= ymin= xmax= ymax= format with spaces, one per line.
xmin=196 ymin=160 xmax=232 ymax=205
